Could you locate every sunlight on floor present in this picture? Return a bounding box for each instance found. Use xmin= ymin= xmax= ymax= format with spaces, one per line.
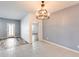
xmin=0 ymin=38 xmax=28 ymax=49
xmin=5 ymin=38 xmax=17 ymax=48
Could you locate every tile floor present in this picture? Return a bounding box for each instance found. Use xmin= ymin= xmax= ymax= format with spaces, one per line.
xmin=0 ymin=38 xmax=28 ymax=49
xmin=0 ymin=40 xmax=79 ymax=57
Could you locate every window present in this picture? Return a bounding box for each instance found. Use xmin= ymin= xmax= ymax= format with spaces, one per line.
xmin=7 ymin=23 xmax=15 ymax=37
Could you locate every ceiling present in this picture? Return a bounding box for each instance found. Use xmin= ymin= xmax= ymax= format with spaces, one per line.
xmin=0 ymin=1 xmax=79 ymax=20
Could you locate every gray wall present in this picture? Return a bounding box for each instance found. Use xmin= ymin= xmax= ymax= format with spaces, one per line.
xmin=0 ymin=18 xmax=20 ymax=39
xmin=21 ymin=15 xmax=30 ymax=43
xmin=43 ymin=4 xmax=79 ymax=51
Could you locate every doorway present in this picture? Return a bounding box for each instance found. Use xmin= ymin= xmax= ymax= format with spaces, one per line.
xmin=31 ymin=20 xmax=43 ymax=43
xmin=32 ymin=22 xmax=39 ymax=42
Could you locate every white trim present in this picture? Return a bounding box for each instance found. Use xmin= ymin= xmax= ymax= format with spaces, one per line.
xmin=42 ymin=39 xmax=79 ymax=54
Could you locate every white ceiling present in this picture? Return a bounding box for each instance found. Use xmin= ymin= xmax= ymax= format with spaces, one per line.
xmin=0 ymin=1 xmax=79 ymax=20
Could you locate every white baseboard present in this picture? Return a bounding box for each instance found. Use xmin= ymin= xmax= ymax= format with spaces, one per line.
xmin=42 ymin=39 xmax=79 ymax=54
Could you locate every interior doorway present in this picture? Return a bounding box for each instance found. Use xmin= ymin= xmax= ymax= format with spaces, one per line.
xmin=32 ymin=22 xmax=39 ymax=42
xmin=31 ymin=20 xmax=43 ymax=43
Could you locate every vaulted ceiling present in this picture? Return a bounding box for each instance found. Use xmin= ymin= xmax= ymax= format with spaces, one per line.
xmin=0 ymin=1 xmax=79 ymax=20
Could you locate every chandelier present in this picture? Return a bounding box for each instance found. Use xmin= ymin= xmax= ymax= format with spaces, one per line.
xmin=36 ymin=1 xmax=50 ymax=20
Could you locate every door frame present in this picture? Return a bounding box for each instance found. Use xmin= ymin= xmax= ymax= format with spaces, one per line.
xmin=29 ymin=19 xmax=43 ymax=44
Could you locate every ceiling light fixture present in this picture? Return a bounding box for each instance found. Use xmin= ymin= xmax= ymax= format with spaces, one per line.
xmin=36 ymin=1 xmax=50 ymax=20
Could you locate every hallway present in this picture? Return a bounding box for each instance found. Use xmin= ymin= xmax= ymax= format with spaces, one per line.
xmin=0 ymin=41 xmax=79 ymax=57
